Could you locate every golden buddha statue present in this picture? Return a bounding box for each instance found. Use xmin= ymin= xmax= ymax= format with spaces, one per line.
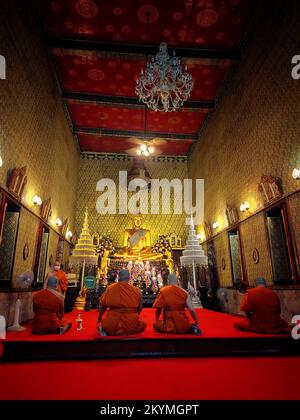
xmin=73 ymin=288 xmax=87 ymax=311
xmin=113 ymin=215 xmax=162 ymax=261
xmin=99 ymin=248 xmax=110 ymax=276
xmin=164 ymin=248 xmax=175 ymax=273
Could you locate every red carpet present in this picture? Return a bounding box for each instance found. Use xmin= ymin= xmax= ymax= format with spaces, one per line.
xmin=2 ymin=309 xmax=284 ymax=343
xmin=1 ymin=356 xmax=300 ymax=400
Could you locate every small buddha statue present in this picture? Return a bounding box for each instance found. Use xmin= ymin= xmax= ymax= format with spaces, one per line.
xmin=99 ymin=248 xmax=110 ymax=276
xmin=73 ymin=288 xmax=87 ymax=311
xmin=164 ymin=248 xmax=174 ymax=273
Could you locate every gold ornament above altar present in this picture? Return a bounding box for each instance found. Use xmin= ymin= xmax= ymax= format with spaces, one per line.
xmin=113 ymin=214 xmax=163 ymax=261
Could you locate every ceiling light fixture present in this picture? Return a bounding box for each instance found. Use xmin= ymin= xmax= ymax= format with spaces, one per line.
xmin=136 ymin=144 xmax=154 ymax=157
xmin=135 ymin=13 xmax=193 ymax=112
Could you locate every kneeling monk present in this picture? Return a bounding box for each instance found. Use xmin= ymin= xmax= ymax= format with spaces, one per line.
xmin=234 ymin=277 xmax=289 ymax=334
xmin=97 ymin=269 xmax=146 ymax=336
xmin=153 ymin=274 xmax=201 ymax=335
xmin=32 ymin=277 xmax=72 ymax=334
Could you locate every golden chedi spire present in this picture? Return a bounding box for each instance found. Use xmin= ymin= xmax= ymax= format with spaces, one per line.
xmin=70 ymin=208 xmax=98 ymax=265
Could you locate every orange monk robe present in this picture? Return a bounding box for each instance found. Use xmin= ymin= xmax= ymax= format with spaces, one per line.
xmin=100 ymin=282 xmax=146 ymax=336
xmin=234 ymin=287 xmax=289 ymax=334
xmin=53 ymin=270 xmax=68 ymax=294
xmin=32 ymin=289 xmax=71 ymax=334
xmin=153 ymin=285 xmax=193 ymax=334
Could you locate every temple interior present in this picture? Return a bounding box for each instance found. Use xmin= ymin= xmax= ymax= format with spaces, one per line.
xmin=1 ymin=0 xmax=300 ymax=402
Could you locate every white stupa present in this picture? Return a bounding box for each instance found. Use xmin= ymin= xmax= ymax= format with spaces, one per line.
xmin=180 ymin=215 xmax=208 ymax=308
xmin=180 ymin=215 xmax=208 ymax=267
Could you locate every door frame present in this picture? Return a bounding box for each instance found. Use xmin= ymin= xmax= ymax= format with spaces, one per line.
xmin=264 ymin=201 xmax=299 ymax=285
xmin=227 ymin=227 xmax=248 ymax=288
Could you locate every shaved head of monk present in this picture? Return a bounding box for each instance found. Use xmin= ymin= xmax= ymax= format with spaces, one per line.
xmin=118 ymin=269 xmax=130 ymax=282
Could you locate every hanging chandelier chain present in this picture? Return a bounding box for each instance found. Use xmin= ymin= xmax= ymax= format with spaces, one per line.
xmin=136 ymin=15 xmax=194 ymax=113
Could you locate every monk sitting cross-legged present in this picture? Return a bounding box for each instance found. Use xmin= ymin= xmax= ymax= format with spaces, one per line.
xmin=97 ymin=269 xmax=146 ymax=336
xmin=32 ymin=277 xmax=72 ymax=334
xmin=153 ymin=274 xmax=202 ymax=335
xmin=234 ymin=277 xmax=290 ymax=334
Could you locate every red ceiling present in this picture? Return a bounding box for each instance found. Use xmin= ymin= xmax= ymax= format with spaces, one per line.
xmin=53 ymin=49 xmax=231 ymax=101
xmin=39 ymin=0 xmax=260 ymax=49
xmin=67 ymin=101 xmax=208 ymax=133
xmin=38 ymin=0 xmax=261 ymax=156
xmin=78 ymin=134 xmax=193 ymax=156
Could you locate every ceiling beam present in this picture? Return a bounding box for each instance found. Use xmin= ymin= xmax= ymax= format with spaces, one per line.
xmin=47 ymin=37 xmax=240 ymax=61
xmin=63 ymin=91 xmax=214 ymax=111
xmin=74 ymin=126 xmax=198 ymax=141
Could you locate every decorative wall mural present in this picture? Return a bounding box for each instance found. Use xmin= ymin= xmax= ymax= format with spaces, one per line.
xmin=252 ymin=248 xmax=259 ymax=264
xmin=226 ymin=205 xmax=239 ymax=226
xmin=7 ymin=166 xmax=27 ymax=200
xmin=258 ymin=175 xmax=283 ymax=205
xmin=23 ymin=243 xmax=29 ymax=260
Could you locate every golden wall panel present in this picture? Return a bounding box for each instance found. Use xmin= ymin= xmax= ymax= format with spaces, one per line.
xmin=75 ymin=158 xmax=189 ymax=247
xmin=188 ymin=2 xmax=300 ymax=287
xmin=214 ymin=233 xmax=232 ymax=287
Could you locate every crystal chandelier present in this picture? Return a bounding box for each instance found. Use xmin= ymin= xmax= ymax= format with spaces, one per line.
xmin=135 ymin=42 xmax=194 ymax=112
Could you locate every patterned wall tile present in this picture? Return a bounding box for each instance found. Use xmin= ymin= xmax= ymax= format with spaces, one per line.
xmin=0 ymin=0 xmax=80 ymax=234
xmin=75 ymin=158 xmax=189 ymax=247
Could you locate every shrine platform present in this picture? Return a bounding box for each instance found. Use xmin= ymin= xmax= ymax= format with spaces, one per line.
xmin=1 ymin=309 xmax=299 ymax=361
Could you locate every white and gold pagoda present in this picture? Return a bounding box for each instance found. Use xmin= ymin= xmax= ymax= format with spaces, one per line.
xmin=70 ymin=208 xmax=98 ymax=266
xmin=71 ymin=208 xmax=98 ymax=311
xmin=180 ymin=215 xmax=208 ymax=308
